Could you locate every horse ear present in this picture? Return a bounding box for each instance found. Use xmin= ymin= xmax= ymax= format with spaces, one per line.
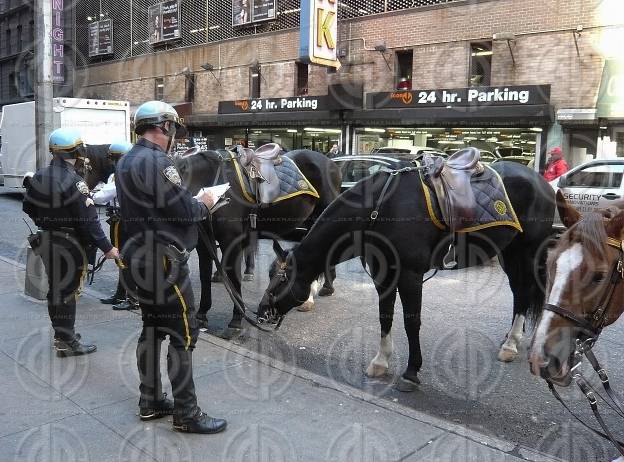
xmin=272 ymin=240 xmax=287 ymax=262
xmin=556 ymin=190 xmax=581 ymax=229
xmin=606 ymin=210 xmax=624 ymax=240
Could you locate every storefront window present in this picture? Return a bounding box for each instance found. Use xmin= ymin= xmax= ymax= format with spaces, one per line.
xmin=354 ymin=127 xmax=541 ymax=168
xmin=221 ymin=127 xmax=341 ymax=153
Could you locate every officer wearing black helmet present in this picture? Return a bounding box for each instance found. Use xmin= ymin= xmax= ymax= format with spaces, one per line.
xmin=115 ymin=101 xmax=226 ymax=434
xmin=23 ymin=128 xmax=120 ymax=356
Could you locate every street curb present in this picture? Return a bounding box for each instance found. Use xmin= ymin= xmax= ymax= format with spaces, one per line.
xmin=2 ymin=253 xmax=563 ymax=461
xmin=198 ymin=331 xmax=565 ymax=462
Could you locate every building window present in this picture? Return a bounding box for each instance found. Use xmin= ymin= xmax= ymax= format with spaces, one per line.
xmin=155 ymin=77 xmax=164 ymax=100
xmin=296 ymin=62 xmax=309 ymax=96
xmin=8 ymin=72 xmax=17 ymax=97
xmin=17 ymin=25 xmax=22 ymax=51
xmin=250 ymin=65 xmax=261 ymax=98
xmin=395 ymin=50 xmax=413 ymax=91
xmin=470 ymin=42 xmax=492 ymax=87
xmin=6 ymin=28 xmax=11 ymax=54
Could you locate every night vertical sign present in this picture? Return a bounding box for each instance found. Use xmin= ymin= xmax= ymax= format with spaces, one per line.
xmin=52 ymin=0 xmax=64 ymax=83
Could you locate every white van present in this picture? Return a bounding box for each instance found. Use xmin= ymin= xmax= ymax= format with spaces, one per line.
xmin=0 ymin=97 xmax=131 ymax=188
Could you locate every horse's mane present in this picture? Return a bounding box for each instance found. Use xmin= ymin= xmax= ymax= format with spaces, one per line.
xmin=559 ymin=211 xmax=608 ymax=258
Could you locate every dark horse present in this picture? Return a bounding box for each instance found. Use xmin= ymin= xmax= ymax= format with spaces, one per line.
xmin=82 ymin=144 xmax=114 ymax=188
xmin=258 ymin=161 xmax=555 ymax=389
xmin=177 ymin=149 xmax=342 ymax=334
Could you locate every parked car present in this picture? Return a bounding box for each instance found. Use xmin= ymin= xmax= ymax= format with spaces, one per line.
xmin=550 ymin=158 xmax=624 ymax=229
xmin=333 ymin=154 xmax=415 ymax=191
xmin=371 ymin=146 xmax=446 ymax=157
xmin=492 ymin=147 xmax=534 ymax=166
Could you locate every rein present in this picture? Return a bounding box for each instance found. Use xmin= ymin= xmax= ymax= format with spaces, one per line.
xmin=196 ymin=216 xmax=276 ymax=333
xmin=545 ymin=236 xmax=624 ymax=457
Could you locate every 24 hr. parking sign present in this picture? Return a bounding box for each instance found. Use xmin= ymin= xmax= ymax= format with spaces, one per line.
xmin=299 ymin=0 xmax=341 ymax=69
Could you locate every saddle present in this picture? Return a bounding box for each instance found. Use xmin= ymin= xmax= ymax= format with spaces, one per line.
xmin=237 ymin=143 xmax=284 ymax=204
xmin=422 ymin=147 xmax=484 ymax=233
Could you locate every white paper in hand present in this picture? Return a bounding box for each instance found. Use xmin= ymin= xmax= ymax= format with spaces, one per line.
xmin=195 ymin=183 xmax=230 ymax=201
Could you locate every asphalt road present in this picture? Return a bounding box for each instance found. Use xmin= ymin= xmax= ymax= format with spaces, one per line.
xmin=2 ymin=188 xmax=623 ymax=461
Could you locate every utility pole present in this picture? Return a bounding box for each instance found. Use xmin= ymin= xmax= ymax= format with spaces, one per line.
xmin=34 ymin=0 xmax=53 ymax=170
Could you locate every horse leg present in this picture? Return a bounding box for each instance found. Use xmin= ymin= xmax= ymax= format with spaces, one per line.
xmin=297 ymin=278 xmax=321 ymax=312
xmin=396 ymin=269 xmax=424 ymax=392
xmin=243 ymin=232 xmax=256 ymax=281
xmin=498 ymin=243 xmax=536 ymax=362
xmin=318 ymin=265 xmax=336 ymax=297
xmin=224 ymin=242 xmax=244 ymax=336
xmin=195 ymin=234 xmax=213 ymax=328
xmin=365 ymin=284 xmax=396 ymax=378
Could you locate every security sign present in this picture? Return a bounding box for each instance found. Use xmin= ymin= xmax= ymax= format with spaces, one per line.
xmin=300 ymin=0 xmax=341 ymax=69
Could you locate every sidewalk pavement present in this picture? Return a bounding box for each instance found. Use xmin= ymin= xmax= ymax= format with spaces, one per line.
xmin=0 ymin=255 xmax=563 ymax=462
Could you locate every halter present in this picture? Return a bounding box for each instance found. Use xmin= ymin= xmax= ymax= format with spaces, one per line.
xmin=543 ymin=236 xmax=624 ymax=343
xmin=259 ymin=259 xmax=307 ymax=327
xmin=544 ymin=236 xmax=624 ymax=457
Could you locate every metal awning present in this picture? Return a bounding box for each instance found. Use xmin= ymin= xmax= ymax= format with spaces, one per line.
xmin=344 ymin=104 xmax=554 ymax=127
xmin=186 ymin=110 xmax=341 ymax=127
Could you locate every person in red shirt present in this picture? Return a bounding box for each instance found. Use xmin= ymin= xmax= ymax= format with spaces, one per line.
xmin=543 ymin=146 xmax=569 ymax=182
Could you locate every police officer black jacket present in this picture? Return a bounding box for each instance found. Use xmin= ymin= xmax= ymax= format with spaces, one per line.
xmin=23 ymin=157 xmax=113 ymax=252
xmin=115 ymin=138 xmax=208 ymax=253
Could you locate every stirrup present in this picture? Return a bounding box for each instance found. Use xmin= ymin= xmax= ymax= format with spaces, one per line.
xmin=442 ymin=243 xmax=457 ymax=269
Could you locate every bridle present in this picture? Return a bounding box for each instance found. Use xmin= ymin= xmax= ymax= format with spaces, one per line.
xmin=544 ymin=236 xmax=624 ymax=343
xmin=543 ymin=236 xmax=624 ymax=457
xmin=258 ymin=259 xmax=308 ymax=328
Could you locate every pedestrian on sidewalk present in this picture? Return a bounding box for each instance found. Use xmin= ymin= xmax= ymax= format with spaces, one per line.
xmin=23 ymin=128 xmax=120 ymax=357
xmin=94 ymin=140 xmax=139 ymax=311
xmin=542 ymin=146 xmax=569 ymax=182
xmin=115 ymin=101 xmax=227 ymax=434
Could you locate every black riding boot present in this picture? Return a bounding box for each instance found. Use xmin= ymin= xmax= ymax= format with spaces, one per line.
xmin=137 ymin=328 xmax=165 ymax=411
xmin=168 ymin=345 xmax=227 ymax=434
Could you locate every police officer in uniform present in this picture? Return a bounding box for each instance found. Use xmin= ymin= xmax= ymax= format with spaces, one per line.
xmin=93 ymin=141 xmax=138 ymax=311
xmin=23 ymin=128 xmax=120 ymax=356
xmin=116 ymin=101 xmax=226 ymax=433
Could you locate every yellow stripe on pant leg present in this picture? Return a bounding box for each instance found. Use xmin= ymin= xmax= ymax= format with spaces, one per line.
xmin=113 ymin=220 xmax=120 ymax=248
xmin=74 ymin=255 xmax=88 ymax=303
xmin=163 ymin=256 xmax=192 ymax=351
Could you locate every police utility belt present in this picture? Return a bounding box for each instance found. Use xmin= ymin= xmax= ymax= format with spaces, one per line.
xmin=29 ymin=228 xmax=97 ymax=264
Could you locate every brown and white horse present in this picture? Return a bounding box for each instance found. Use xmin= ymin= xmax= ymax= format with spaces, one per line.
xmin=529 ymin=190 xmax=624 ymax=386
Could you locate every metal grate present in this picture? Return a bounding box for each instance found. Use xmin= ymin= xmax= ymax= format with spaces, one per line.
xmin=74 ymin=0 xmax=467 ymax=66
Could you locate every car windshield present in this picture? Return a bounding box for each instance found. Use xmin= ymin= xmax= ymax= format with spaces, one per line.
xmin=566 ymin=164 xmax=624 ymax=188
xmin=497 ymin=147 xmax=524 ymax=157
xmin=375 ymin=148 xmax=412 ymax=154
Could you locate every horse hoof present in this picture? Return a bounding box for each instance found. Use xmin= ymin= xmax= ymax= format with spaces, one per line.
xmin=395 ymin=376 xmax=420 ymax=393
xmin=365 ymin=363 xmax=388 ymax=378
xmin=220 ymin=327 xmax=243 ymax=340
xmin=318 ymin=287 xmax=334 ymax=297
xmin=211 ymin=273 xmax=223 ymax=283
xmin=497 ymin=347 xmax=518 ymax=363
xmin=197 ymin=316 xmax=209 ymax=330
xmin=243 ymin=273 xmax=254 ymax=282
xmin=297 ymin=301 xmax=314 ymax=312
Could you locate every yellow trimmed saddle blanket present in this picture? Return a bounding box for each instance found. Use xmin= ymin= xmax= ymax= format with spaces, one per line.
xmin=230 ymin=151 xmax=319 ymax=205
xmin=420 ymin=164 xmax=522 ymax=233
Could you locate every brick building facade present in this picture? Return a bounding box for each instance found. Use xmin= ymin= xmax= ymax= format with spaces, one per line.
xmin=73 ymin=0 xmax=623 ymax=167
xmin=0 ymin=0 xmax=75 ymax=108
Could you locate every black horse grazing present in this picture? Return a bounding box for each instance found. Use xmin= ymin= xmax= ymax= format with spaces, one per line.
xmin=177 ymin=149 xmax=342 ymax=334
xmin=258 ymin=161 xmax=555 ymax=389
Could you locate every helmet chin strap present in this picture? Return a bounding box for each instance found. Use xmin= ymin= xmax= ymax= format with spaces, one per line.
xmin=159 ymin=122 xmax=177 ymax=154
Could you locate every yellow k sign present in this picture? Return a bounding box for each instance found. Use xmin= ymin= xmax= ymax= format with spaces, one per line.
xmin=316 ymin=8 xmax=336 ymax=49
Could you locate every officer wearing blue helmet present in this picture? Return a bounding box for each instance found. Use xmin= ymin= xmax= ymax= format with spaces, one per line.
xmin=94 ymin=140 xmax=138 ymax=311
xmin=23 ymin=128 xmax=120 ymax=356
xmin=115 ymin=101 xmax=225 ymax=434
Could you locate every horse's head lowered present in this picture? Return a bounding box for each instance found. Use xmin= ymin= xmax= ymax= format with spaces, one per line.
xmin=257 ymin=241 xmax=311 ymax=325
xmin=529 ymin=191 xmax=624 ymax=386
